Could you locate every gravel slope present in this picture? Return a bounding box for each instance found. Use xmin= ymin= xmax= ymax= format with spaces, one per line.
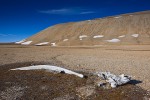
xmin=24 ymin=11 xmax=150 ymax=45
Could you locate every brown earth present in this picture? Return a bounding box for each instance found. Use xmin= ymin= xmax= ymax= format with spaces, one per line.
xmin=22 ymin=10 xmax=150 ymax=46
xmin=0 ymin=45 xmax=150 ymax=99
xmin=0 ymin=62 xmax=149 ymax=100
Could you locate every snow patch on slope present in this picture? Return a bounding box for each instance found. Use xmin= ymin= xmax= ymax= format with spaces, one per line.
xmin=11 ymin=65 xmax=84 ymax=78
xmin=114 ymin=16 xmax=122 ymax=18
xmin=35 ymin=42 xmax=49 ymax=46
xmin=93 ymin=35 xmax=104 ymax=38
xmin=63 ymin=39 xmax=68 ymax=42
xmin=118 ymin=35 xmax=125 ymax=38
xmin=15 ymin=40 xmax=26 ymax=44
xmin=79 ymin=35 xmax=88 ymax=40
xmin=131 ymin=34 xmax=139 ymax=37
xmin=51 ymin=43 xmax=56 ymax=46
xmin=106 ymin=39 xmax=120 ymax=43
xmin=21 ymin=41 xmax=32 ymax=45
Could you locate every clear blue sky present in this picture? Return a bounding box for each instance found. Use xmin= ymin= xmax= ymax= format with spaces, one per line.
xmin=0 ymin=0 xmax=150 ymax=42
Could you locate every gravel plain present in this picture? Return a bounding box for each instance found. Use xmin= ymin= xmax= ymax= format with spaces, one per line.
xmin=0 ymin=44 xmax=150 ymax=92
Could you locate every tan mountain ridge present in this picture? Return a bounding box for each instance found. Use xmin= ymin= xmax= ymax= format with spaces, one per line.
xmin=17 ymin=10 xmax=150 ymax=46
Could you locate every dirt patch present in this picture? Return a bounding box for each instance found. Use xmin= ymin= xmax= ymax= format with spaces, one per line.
xmin=0 ymin=85 xmax=25 ymax=100
xmin=0 ymin=62 xmax=149 ymax=100
xmin=0 ymin=69 xmax=86 ymax=100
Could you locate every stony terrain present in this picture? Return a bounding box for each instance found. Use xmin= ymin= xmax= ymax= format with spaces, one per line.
xmin=0 ymin=45 xmax=150 ymax=99
xmin=0 ymin=45 xmax=150 ymax=90
xmin=16 ymin=10 xmax=150 ymax=46
xmin=0 ymin=62 xmax=149 ymax=100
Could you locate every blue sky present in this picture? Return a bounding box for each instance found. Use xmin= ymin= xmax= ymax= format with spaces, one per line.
xmin=0 ymin=0 xmax=150 ymax=42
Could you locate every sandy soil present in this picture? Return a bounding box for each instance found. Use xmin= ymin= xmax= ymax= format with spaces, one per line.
xmin=0 ymin=45 xmax=150 ymax=94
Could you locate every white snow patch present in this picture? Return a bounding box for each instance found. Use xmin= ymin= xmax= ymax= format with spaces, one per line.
xmin=118 ymin=35 xmax=125 ymax=38
xmin=35 ymin=42 xmax=49 ymax=46
xmin=51 ymin=43 xmax=56 ymax=46
xmin=93 ymin=35 xmax=104 ymax=38
xmin=114 ymin=16 xmax=122 ymax=18
xmin=79 ymin=35 xmax=87 ymax=40
xmin=96 ymin=72 xmax=131 ymax=88
xmin=11 ymin=65 xmax=84 ymax=78
xmin=79 ymin=35 xmax=88 ymax=38
xmin=63 ymin=39 xmax=68 ymax=42
xmin=15 ymin=40 xmax=25 ymax=44
xmin=87 ymin=20 xmax=91 ymax=21
xmin=106 ymin=39 xmax=120 ymax=43
xmin=131 ymin=34 xmax=139 ymax=37
xmin=21 ymin=41 xmax=32 ymax=45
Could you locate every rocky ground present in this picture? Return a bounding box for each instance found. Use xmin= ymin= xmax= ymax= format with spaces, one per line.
xmin=0 ymin=44 xmax=150 ymax=99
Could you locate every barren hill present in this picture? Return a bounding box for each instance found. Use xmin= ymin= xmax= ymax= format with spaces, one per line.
xmin=17 ymin=11 xmax=150 ymax=46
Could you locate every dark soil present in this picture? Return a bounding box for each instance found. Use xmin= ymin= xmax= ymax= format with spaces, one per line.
xmin=0 ymin=62 xmax=149 ymax=100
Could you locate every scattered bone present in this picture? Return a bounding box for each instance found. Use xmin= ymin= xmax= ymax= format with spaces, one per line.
xmin=96 ymin=72 xmax=131 ymax=88
xmin=11 ymin=65 xmax=84 ymax=78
